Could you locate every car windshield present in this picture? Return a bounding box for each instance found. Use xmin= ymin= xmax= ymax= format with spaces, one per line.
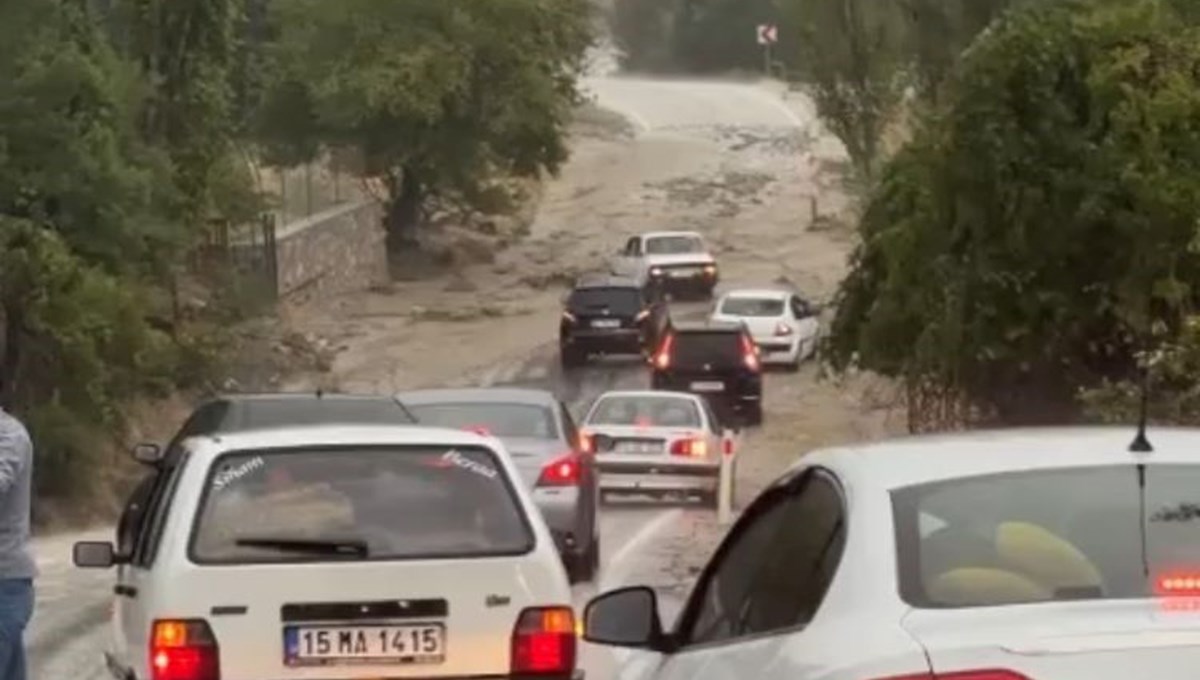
xmin=587 ymin=395 xmax=702 ymax=428
xmin=568 ymin=287 xmax=642 ymax=313
xmin=405 ymin=402 xmax=558 ymax=439
xmin=191 ymin=445 xmax=533 ymax=563
xmin=231 ymin=398 xmax=416 ymax=431
xmin=720 ymin=297 xmax=785 ymax=317
xmin=892 ymin=464 xmax=1200 ymax=608
xmin=645 ymin=235 xmax=704 ymax=254
xmin=671 ymin=331 xmax=744 ymax=367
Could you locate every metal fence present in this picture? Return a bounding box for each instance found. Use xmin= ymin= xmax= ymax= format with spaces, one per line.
xmin=191 ymin=214 xmax=280 ymax=301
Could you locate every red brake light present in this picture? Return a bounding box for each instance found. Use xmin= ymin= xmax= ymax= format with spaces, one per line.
xmin=741 ymin=334 xmax=760 ymax=371
xmin=537 ymin=453 xmax=581 ymax=487
xmin=873 ymin=672 xmax=1032 ymax=680
xmin=511 ymin=606 xmax=576 ymax=675
xmin=654 ymin=334 xmax=675 ymax=370
xmin=1156 ymin=571 xmax=1200 ymax=596
xmin=670 ymin=438 xmax=708 ymax=457
xmin=774 ymin=321 xmax=793 ymax=336
xmin=151 ymin=619 xmax=220 ymax=680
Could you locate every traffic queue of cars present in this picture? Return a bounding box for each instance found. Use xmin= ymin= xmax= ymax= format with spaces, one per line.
xmin=65 ymin=229 xmax=827 ymax=680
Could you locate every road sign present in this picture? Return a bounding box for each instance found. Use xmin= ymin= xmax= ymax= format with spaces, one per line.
xmin=756 ymin=24 xmax=778 ymax=45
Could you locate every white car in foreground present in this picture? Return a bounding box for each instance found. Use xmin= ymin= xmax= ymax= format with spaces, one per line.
xmin=709 ymin=288 xmax=819 ymax=370
xmin=584 ymin=426 xmax=1200 ymax=680
xmin=74 ymin=425 xmax=580 ymax=680
xmin=580 ymin=390 xmax=736 ymax=508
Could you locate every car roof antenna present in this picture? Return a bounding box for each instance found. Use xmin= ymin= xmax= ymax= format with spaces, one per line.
xmin=1129 ymin=343 xmax=1153 ymax=453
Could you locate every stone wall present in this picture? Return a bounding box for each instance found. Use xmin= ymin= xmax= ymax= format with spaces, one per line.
xmin=274 ymin=199 xmax=388 ymax=304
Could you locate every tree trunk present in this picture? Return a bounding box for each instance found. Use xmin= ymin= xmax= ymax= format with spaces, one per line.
xmin=0 ymin=304 xmax=20 ymax=411
xmin=385 ymin=166 xmax=423 ymax=252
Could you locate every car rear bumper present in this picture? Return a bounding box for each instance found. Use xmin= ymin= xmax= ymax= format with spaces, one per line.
xmin=562 ymin=329 xmax=644 ymax=353
xmin=753 ymin=337 xmax=801 ymax=363
xmin=650 ymin=273 xmax=716 ymax=296
xmin=532 ymin=488 xmax=584 ymax=554
xmin=596 ymin=457 xmax=719 ymax=493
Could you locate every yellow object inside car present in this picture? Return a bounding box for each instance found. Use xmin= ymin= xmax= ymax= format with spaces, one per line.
xmin=994 ymin=521 xmax=1103 ymax=593
xmin=927 ymin=521 xmax=1103 ymax=606
xmin=928 ymin=567 xmax=1052 ymax=606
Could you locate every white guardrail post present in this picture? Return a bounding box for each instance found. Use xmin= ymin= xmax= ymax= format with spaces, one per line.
xmin=717 ymin=432 xmax=736 ymax=526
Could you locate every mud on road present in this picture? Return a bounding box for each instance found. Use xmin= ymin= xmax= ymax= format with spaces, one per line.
xmin=29 ymin=74 xmax=906 ymax=680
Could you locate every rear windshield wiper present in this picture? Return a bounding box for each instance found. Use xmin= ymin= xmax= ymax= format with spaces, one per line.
xmin=234 ymin=536 xmax=370 ymax=558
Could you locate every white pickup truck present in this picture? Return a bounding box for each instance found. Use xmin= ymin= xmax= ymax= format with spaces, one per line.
xmin=610 ymin=230 xmax=720 ymax=300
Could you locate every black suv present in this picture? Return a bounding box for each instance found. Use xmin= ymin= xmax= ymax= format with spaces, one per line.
xmin=649 ymin=321 xmax=764 ymax=426
xmin=560 ymin=275 xmax=670 ymax=368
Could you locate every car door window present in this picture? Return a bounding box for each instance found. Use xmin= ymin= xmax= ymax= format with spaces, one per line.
xmin=679 ymin=485 xmax=796 ymax=647
xmin=116 ymin=473 xmax=159 ymax=558
xmin=790 ymin=296 xmax=810 ymax=319
xmin=737 ymin=473 xmax=847 ymax=635
xmin=677 ymin=471 xmax=848 ymax=647
xmin=132 ymin=447 xmax=190 ymax=567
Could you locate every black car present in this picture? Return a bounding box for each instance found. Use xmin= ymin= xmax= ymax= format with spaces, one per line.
xmin=649 ymin=321 xmax=764 ymax=426
xmin=114 ymin=392 xmax=417 ymax=560
xmin=560 ymin=275 xmax=670 ymax=368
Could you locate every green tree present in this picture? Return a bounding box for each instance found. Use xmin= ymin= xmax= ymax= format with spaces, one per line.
xmin=779 ymin=0 xmax=907 ymax=182
xmin=827 ymin=0 xmax=1200 ymax=430
xmin=259 ymin=0 xmax=594 ymax=251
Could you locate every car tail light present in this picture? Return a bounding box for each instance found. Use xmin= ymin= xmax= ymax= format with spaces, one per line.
xmin=740 ymin=334 xmax=760 ymax=371
xmin=670 ymin=437 xmax=709 ymax=457
xmin=1156 ymin=571 xmax=1200 ymax=596
xmin=654 ymin=334 xmax=675 ymax=369
xmin=537 ymin=453 xmax=581 ymax=487
xmin=511 ymin=606 xmax=576 ymax=675
xmin=703 ymin=264 xmax=717 ymax=276
xmin=873 ymin=671 xmax=1033 ymax=680
xmin=150 ymin=619 xmax=220 ymax=680
xmin=774 ymin=321 xmax=793 ymax=336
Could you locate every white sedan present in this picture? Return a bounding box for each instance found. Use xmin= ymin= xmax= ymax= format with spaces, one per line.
xmin=584 ymin=426 xmax=1200 ymax=679
xmin=709 ymin=288 xmax=819 ymax=370
xmin=580 ymin=390 xmax=736 ymax=508
xmin=73 ymin=425 xmax=580 ymax=680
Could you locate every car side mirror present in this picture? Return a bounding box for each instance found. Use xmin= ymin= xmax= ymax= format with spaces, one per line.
xmin=583 ymin=586 xmax=665 ymax=650
xmin=131 ymin=442 xmax=164 ymax=466
xmin=73 ymin=541 xmax=123 ymax=568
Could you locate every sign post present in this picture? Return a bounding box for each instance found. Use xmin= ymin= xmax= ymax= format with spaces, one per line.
xmin=756 ymin=24 xmax=779 ymax=76
xmin=717 ymin=432 xmax=737 ymax=526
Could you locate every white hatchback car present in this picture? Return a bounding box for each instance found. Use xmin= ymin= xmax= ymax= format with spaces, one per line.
xmin=74 ymin=425 xmax=580 ymax=680
xmin=709 ymin=288 xmax=820 ymax=370
xmin=583 ymin=427 xmax=1200 ymax=680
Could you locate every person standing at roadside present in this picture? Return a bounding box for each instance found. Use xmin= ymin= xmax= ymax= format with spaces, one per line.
xmin=0 ymin=402 xmax=36 ymax=680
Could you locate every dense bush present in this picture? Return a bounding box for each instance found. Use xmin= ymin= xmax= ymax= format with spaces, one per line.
xmin=827 ymin=0 xmax=1200 ymax=430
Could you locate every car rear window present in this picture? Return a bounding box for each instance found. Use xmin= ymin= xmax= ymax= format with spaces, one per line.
xmin=720 ymin=297 xmax=785 ymax=317
xmin=190 ymin=445 xmax=534 ymax=563
xmin=645 ymin=236 xmax=703 ymax=254
xmin=405 ymin=402 xmax=558 ymax=439
xmin=230 ymin=399 xmax=416 ymax=431
xmin=671 ymin=331 xmax=744 ymax=367
xmin=568 ymin=287 xmax=642 ymax=313
xmin=893 ymin=464 xmax=1200 ymax=608
xmin=587 ymin=395 xmax=701 ymax=428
